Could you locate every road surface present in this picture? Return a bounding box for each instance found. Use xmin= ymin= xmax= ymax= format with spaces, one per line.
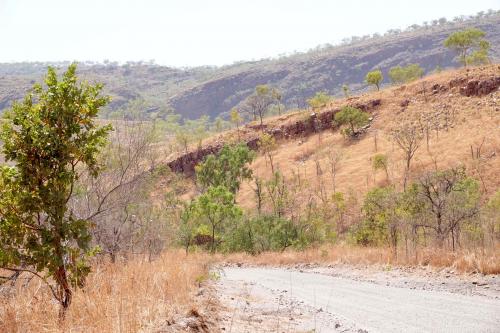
xmin=216 ymin=267 xmax=500 ymax=333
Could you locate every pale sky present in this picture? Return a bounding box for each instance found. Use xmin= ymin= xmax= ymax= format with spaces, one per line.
xmin=0 ymin=0 xmax=498 ymax=67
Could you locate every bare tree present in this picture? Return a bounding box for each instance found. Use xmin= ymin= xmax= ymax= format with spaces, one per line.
xmin=72 ymin=121 xmax=164 ymax=261
xmin=390 ymin=121 xmax=423 ymax=189
xmin=328 ymin=150 xmax=343 ymax=193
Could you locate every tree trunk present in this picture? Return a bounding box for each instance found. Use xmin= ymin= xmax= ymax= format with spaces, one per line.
xmin=55 ymin=266 xmax=72 ymax=320
xmin=211 ymin=224 xmax=216 ymax=253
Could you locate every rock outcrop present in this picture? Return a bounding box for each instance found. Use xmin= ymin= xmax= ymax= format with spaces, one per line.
xmin=167 ymin=99 xmax=381 ymax=174
xmin=458 ymin=77 xmax=500 ymax=97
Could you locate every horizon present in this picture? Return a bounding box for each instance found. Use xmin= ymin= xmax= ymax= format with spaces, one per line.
xmin=1 ymin=0 xmax=499 ymax=67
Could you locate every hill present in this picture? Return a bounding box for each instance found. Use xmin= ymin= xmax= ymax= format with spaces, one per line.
xmin=0 ymin=13 xmax=499 ymax=121
xmin=164 ymin=65 xmax=500 ymax=210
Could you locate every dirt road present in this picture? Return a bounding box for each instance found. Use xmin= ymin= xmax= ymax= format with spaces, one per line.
xmin=215 ymin=267 xmax=500 ymax=333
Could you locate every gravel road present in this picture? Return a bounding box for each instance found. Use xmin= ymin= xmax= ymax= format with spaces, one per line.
xmin=216 ymin=267 xmax=500 ymax=333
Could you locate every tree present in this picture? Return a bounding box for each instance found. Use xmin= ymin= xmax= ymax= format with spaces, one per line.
xmin=482 ymin=190 xmax=500 ymax=246
xmin=307 ymin=91 xmax=332 ymax=110
xmin=78 ymin=120 xmax=162 ymax=263
xmin=388 ymin=64 xmax=424 ymax=84
xmin=192 ymin=186 xmax=242 ymax=252
xmin=272 ymin=89 xmax=284 ymax=115
xmin=356 ymin=186 xmax=402 ymax=255
xmin=390 ymin=121 xmax=422 ymax=189
xmin=365 ymin=70 xmax=383 ymax=91
xmin=334 ymin=106 xmax=370 ymax=137
xmin=0 ymin=64 xmax=111 ymax=316
xmin=416 ymin=167 xmax=480 ymax=249
xmin=195 ymin=144 xmax=255 ymax=195
xmin=444 ymin=28 xmax=490 ymax=67
xmin=178 ymin=202 xmax=198 ymax=254
xmin=230 ymin=107 xmax=242 ymax=139
xmin=243 ymin=85 xmax=278 ymax=127
xmin=372 ymin=153 xmax=389 ymax=180
xmin=342 ymin=84 xmax=350 ymax=98
xmin=466 ymin=40 xmax=490 ymax=66
xmin=258 ymin=132 xmax=278 ymax=173
xmin=328 ymin=150 xmax=343 ymax=193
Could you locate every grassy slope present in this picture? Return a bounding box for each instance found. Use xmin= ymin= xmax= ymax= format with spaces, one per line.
xmin=204 ymin=65 xmax=500 ymax=209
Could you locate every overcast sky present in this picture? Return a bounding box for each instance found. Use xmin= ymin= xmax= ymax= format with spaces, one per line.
xmin=1 ymin=0 xmax=498 ymax=67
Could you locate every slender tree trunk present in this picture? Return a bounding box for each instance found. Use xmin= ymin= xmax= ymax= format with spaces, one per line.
xmin=211 ymin=223 xmax=216 ymax=253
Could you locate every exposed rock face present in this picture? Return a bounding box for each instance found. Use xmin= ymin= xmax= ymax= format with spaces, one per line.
xmin=166 ymin=99 xmax=381 ymax=174
xmin=459 ymin=77 xmax=500 ymax=97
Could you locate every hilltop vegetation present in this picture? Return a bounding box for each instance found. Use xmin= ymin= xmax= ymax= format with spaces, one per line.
xmin=0 ymin=12 xmax=499 ymax=121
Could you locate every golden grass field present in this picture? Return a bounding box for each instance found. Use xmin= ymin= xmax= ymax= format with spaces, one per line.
xmin=0 ymin=252 xmax=216 ymax=333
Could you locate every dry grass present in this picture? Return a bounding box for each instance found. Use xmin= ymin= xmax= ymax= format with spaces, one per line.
xmin=220 ymin=244 xmax=500 ymax=275
xmin=0 ymin=251 xmax=213 ymax=333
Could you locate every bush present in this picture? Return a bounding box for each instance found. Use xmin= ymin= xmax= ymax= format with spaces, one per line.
xmin=388 ymin=64 xmax=424 ymax=84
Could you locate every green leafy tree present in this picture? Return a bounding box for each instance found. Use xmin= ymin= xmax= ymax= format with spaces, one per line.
xmin=272 ymin=89 xmax=284 ymax=115
xmin=416 ymin=167 xmax=480 ymax=249
xmin=342 ymin=84 xmax=350 ymax=98
xmin=372 ymin=153 xmax=389 ymax=180
xmin=466 ymin=40 xmax=490 ymax=66
xmin=193 ymin=186 xmax=242 ymax=252
xmin=365 ymin=69 xmax=383 ymax=91
xmin=307 ymin=91 xmax=332 ymax=110
xmin=355 ymin=186 xmax=401 ymax=254
xmin=178 ymin=202 xmax=197 ymax=254
xmin=258 ymin=132 xmax=278 ymax=173
xmin=195 ymin=144 xmax=255 ymax=194
xmin=243 ymin=84 xmax=278 ymax=127
xmin=230 ymin=107 xmax=242 ymax=139
xmin=388 ymin=64 xmax=424 ymax=84
xmin=483 ymin=190 xmax=500 ymax=245
xmin=0 ymin=64 xmax=111 ymax=316
xmin=334 ymin=106 xmax=370 ymax=137
xmin=444 ymin=28 xmax=490 ymax=67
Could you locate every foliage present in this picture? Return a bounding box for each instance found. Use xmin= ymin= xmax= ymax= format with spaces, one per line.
xmin=365 ymin=70 xmax=383 ymax=90
xmin=195 ymin=144 xmax=255 ymax=194
xmin=388 ymin=64 xmax=424 ymax=84
xmin=225 ymin=215 xmax=297 ymax=253
xmin=191 ymin=186 xmax=242 ymax=252
xmin=353 ymin=186 xmax=401 ymax=249
xmin=483 ymin=190 xmax=500 ymax=245
xmin=416 ymin=167 xmax=480 ymax=248
xmin=372 ymin=153 xmax=389 ymax=179
xmin=258 ymin=133 xmax=278 ymax=173
xmin=230 ymin=107 xmax=242 ymax=137
xmin=307 ymin=91 xmax=332 ymax=110
xmin=334 ymin=106 xmax=370 ymax=137
xmin=242 ymin=85 xmax=280 ymax=127
xmin=342 ymin=84 xmax=350 ymax=98
xmin=0 ymin=64 xmax=111 ymax=314
xmin=465 ymin=40 xmax=490 ymax=66
xmin=444 ymin=28 xmax=490 ymax=66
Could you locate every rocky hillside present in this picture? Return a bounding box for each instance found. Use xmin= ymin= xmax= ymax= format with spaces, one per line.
xmin=165 ymin=66 xmax=500 ymax=177
xmin=1 ymin=14 xmax=499 ymax=120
